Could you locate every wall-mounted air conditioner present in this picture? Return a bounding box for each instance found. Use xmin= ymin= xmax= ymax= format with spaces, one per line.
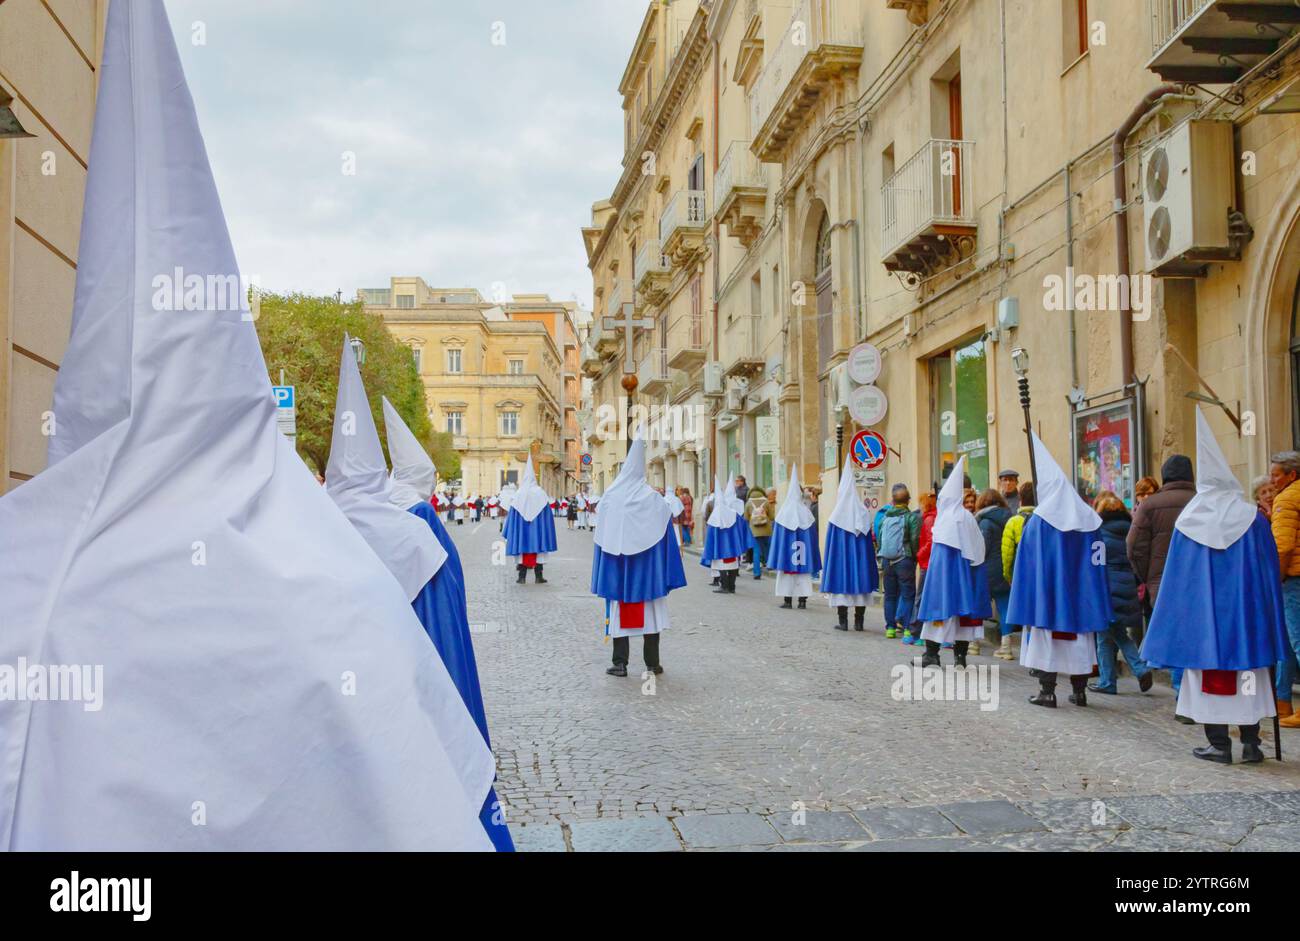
xmin=702 ymin=361 xmax=725 ymax=396
xmin=1141 ymin=119 xmax=1236 ymax=277
xmin=725 ymin=385 xmax=745 ymax=413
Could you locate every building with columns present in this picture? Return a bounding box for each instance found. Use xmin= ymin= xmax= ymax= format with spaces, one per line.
xmin=0 ymin=0 xmax=108 ymax=494
xmin=361 ymin=277 xmax=579 ymax=497
xmin=584 ymin=0 xmax=1300 ymax=537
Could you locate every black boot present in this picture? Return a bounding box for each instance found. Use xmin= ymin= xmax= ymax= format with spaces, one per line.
xmin=797 ymin=597 xmax=807 ymax=610
xmin=834 ymin=606 xmax=849 ymax=631
xmin=1068 ymin=675 xmax=1087 ymax=707
xmin=954 ymin=640 xmax=969 ymax=669
xmin=780 ymin=597 xmax=793 ymax=609
xmin=920 ymin=640 xmax=941 ymax=669
xmin=515 ymin=565 xmax=527 ymax=584
xmin=711 ymin=575 xmax=720 ymax=586
xmin=534 ymin=564 xmax=547 ymax=585
xmin=727 ymin=570 xmax=738 ymax=594
xmin=1028 ymin=671 xmax=1058 ymax=708
xmin=853 ymin=606 xmax=865 ymax=632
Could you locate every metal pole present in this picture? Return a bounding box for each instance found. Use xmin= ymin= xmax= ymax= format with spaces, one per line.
xmin=1019 ymin=375 xmax=1038 ymax=491
xmin=836 ymin=422 xmax=845 ymax=471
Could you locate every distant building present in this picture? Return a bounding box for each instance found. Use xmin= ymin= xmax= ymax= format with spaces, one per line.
xmin=360 ymin=277 xmax=579 ymax=496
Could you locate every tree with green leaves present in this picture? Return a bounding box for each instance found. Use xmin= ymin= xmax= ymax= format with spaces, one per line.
xmin=253 ymin=292 xmax=460 ymax=481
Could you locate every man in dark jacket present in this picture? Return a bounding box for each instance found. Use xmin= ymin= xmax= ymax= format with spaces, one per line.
xmin=976 ymin=493 xmax=1015 ymax=659
xmin=1127 ymin=454 xmax=1194 ymax=711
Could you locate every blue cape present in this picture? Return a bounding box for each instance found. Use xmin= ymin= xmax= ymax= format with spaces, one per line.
xmin=767 ymin=522 xmax=822 ymax=575
xmin=916 ymin=542 xmax=992 ymax=620
xmin=406 ymin=503 xmax=514 ymax=852
xmin=504 ymin=505 xmax=557 ymax=555
xmin=1141 ymin=516 xmax=1289 ymax=670
xmin=1005 ymin=515 xmax=1112 ymax=634
xmin=820 ymin=523 xmax=879 ymax=596
xmin=700 ymin=517 xmax=753 ymax=567
xmin=591 ymin=523 xmax=687 ymax=602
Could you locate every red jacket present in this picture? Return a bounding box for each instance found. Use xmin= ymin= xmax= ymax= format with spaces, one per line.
xmin=917 ymin=509 xmax=937 ymax=569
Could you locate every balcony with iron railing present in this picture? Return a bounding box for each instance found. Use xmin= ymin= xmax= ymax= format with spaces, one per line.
xmin=748 ymin=0 xmax=864 ymax=162
xmin=880 ymin=139 xmax=977 ymax=276
xmin=591 ymin=281 xmax=629 ymax=354
xmin=659 ymin=189 xmax=709 ymax=267
xmin=634 ymin=238 xmax=672 ymax=304
xmin=580 ymin=340 xmax=603 ymax=378
xmin=715 ymin=140 xmax=767 ymax=248
xmin=722 ymin=313 xmax=765 ymax=380
xmin=666 ymin=311 xmax=709 ymax=371
xmin=1147 ymin=0 xmax=1298 ymax=83
xmin=637 ymin=347 xmax=671 ymax=396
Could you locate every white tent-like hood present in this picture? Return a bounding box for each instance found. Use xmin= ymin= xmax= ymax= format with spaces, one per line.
xmin=828 ymin=454 xmax=872 ymax=535
xmin=1176 ymin=408 xmax=1257 ymax=550
xmin=382 ymin=396 xmax=436 ymax=508
xmin=0 ymin=0 xmax=492 ymax=851
xmin=509 ymin=456 xmax=550 ymax=521
xmin=775 ymin=463 xmax=815 ymax=530
xmin=326 ymin=338 xmax=445 ymax=601
xmin=594 ymin=429 xmax=672 ymax=556
xmin=1032 ymin=432 xmax=1101 ymax=533
xmin=931 ymin=455 xmax=985 ymax=565
xmin=706 ymin=474 xmax=738 ymax=528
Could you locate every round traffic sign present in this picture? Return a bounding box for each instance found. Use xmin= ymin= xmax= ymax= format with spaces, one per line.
xmin=848 ymin=385 xmax=888 ymax=425
xmin=850 ymin=430 xmax=888 ymax=471
xmin=580 ymin=453 xmax=593 ymax=466
xmin=847 ymin=343 xmax=882 ymax=385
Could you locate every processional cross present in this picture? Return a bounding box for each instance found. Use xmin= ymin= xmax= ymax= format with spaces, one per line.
xmin=602 ymin=302 xmax=654 ymax=455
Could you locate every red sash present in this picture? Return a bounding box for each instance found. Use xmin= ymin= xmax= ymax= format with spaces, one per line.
xmin=722 ymin=557 xmax=737 ymax=565
xmin=619 ymin=601 xmax=645 ymax=630
xmin=959 ymin=617 xmax=983 ymax=627
xmin=1052 ymin=631 xmax=1078 ymax=641
xmin=522 ymin=553 xmax=537 ymax=568
xmin=1201 ymin=670 xmax=1237 ymax=696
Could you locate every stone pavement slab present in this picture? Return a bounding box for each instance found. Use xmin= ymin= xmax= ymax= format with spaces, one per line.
xmin=934 ymin=799 xmax=1048 ymax=838
xmin=675 ymin=813 xmax=781 ymax=848
xmin=566 ymin=816 xmax=681 ymax=853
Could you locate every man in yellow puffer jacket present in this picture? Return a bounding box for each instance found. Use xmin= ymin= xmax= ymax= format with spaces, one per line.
xmin=1271 ymin=452 xmax=1300 ymax=726
xmin=1001 ymin=483 xmax=1037 ymax=585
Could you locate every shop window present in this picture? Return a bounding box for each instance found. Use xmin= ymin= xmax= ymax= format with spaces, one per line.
xmin=929 ymin=337 xmax=989 ymax=491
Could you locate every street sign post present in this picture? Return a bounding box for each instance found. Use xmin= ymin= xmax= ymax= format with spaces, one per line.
xmin=847 ymin=342 xmax=882 ymax=386
xmin=849 ymin=429 xmax=887 ymax=470
xmin=272 ymin=385 xmax=296 ymax=441
xmin=848 ymin=385 xmax=889 ymax=426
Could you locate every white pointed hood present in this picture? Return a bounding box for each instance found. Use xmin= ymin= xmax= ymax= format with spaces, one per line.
xmin=382 ymin=396 xmax=436 ymax=508
xmin=828 ymin=454 xmax=872 ymax=535
xmin=931 ymin=456 xmax=985 ymax=565
xmin=0 ymin=0 xmax=491 ymax=851
xmin=707 ymin=474 xmax=738 ymax=528
xmin=775 ymin=463 xmax=814 ymax=530
xmin=326 ymin=339 xmax=445 ymax=601
xmin=595 ymin=427 xmax=672 ymax=556
xmin=510 ymin=455 xmax=550 ymax=521
xmin=1032 ymin=432 xmax=1101 ymax=532
xmin=1176 ymin=408 xmax=1257 ymax=550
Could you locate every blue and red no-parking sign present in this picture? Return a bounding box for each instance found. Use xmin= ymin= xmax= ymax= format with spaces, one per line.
xmin=850 ymin=430 xmax=887 ymax=470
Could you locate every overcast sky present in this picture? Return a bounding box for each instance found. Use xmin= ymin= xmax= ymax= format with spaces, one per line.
xmin=167 ymin=0 xmax=648 ymax=309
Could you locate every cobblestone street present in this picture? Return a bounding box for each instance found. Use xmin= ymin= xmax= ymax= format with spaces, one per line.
xmin=454 ymin=522 xmax=1300 ymax=852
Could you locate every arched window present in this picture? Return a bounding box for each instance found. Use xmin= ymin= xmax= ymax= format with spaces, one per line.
xmin=815 ymin=214 xmax=833 ymax=276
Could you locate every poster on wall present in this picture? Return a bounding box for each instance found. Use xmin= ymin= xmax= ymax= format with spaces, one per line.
xmin=1072 ymin=398 xmax=1138 ymax=509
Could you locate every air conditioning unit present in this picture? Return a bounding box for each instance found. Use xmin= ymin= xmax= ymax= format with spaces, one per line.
xmin=1141 ymin=119 xmax=1236 ymax=277
xmin=702 ymin=361 xmax=725 ymax=396
xmin=725 ymin=385 xmax=745 ymax=413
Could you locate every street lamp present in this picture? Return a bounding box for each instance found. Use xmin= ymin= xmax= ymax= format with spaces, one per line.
xmin=349 ymin=336 xmax=366 ymax=366
xmin=1010 ymin=347 xmax=1038 ymax=490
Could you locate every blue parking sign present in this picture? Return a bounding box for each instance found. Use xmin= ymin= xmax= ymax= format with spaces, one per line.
xmin=273 ymin=386 xmax=295 ymax=409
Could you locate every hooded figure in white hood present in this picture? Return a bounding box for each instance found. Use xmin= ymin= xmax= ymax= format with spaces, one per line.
xmin=591 ymin=429 xmax=688 ymax=676
xmin=821 ymin=454 xmax=880 ymax=632
xmin=503 ymin=456 xmax=557 ymax=583
xmin=767 ymin=463 xmax=822 ymax=609
xmin=700 ymin=475 xmax=752 ymax=594
xmin=0 ymin=0 xmax=492 ymax=850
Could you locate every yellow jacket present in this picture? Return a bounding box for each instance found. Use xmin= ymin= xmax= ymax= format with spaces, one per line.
xmin=1001 ymin=507 xmax=1035 ymax=584
xmin=1273 ymin=480 xmax=1300 ymax=578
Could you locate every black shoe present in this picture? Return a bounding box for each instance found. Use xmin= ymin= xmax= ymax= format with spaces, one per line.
xmin=797 ymin=598 xmax=807 ymax=609
xmin=1087 ymin=683 xmax=1116 ymax=694
xmin=1241 ymin=743 xmax=1265 ymax=764
xmin=515 ymin=567 xmax=526 ymax=584
xmin=1068 ymin=690 xmax=1088 ymax=707
xmin=713 ymin=586 xmax=730 ymax=594
xmin=779 ymin=598 xmax=793 ymax=609
xmin=753 ymin=574 xmax=763 ymax=580
xmin=1028 ymin=692 xmax=1057 ymax=708
xmin=1138 ymin=672 xmax=1154 ymax=693
xmin=1175 ymin=713 xmax=1196 ymax=725
xmin=534 ymin=565 xmax=547 ymax=585
xmin=606 ymin=665 xmax=627 ymax=677
xmin=650 ymin=665 xmax=664 ymax=676
xmin=1192 ymin=744 xmax=1232 ymax=764
xmin=710 ymin=577 xmax=720 ymax=586
xmin=853 ymin=609 xmax=865 ymax=632
xmin=920 ymin=652 xmax=940 ymax=669
xmin=954 ymin=653 xmax=967 ymax=669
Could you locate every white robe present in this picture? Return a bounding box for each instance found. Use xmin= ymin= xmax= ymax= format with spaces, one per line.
xmin=1020 ymin=626 xmax=1098 ymax=675
xmin=1177 ymin=669 xmax=1276 ymax=725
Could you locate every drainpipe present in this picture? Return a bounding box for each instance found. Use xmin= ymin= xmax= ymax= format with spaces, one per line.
xmin=711 ymin=33 xmax=720 ymax=486
xmin=1113 ymin=83 xmax=1181 ymax=385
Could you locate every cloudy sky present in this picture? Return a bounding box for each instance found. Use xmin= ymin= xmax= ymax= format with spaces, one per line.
xmin=167 ymin=0 xmax=648 ymax=309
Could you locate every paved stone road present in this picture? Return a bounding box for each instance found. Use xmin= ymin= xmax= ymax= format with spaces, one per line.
xmin=448 ymin=520 xmax=1300 ymax=851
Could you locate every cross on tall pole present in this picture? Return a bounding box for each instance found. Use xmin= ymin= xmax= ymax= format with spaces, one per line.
xmin=603 ymin=302 xmax=654 ymax=457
